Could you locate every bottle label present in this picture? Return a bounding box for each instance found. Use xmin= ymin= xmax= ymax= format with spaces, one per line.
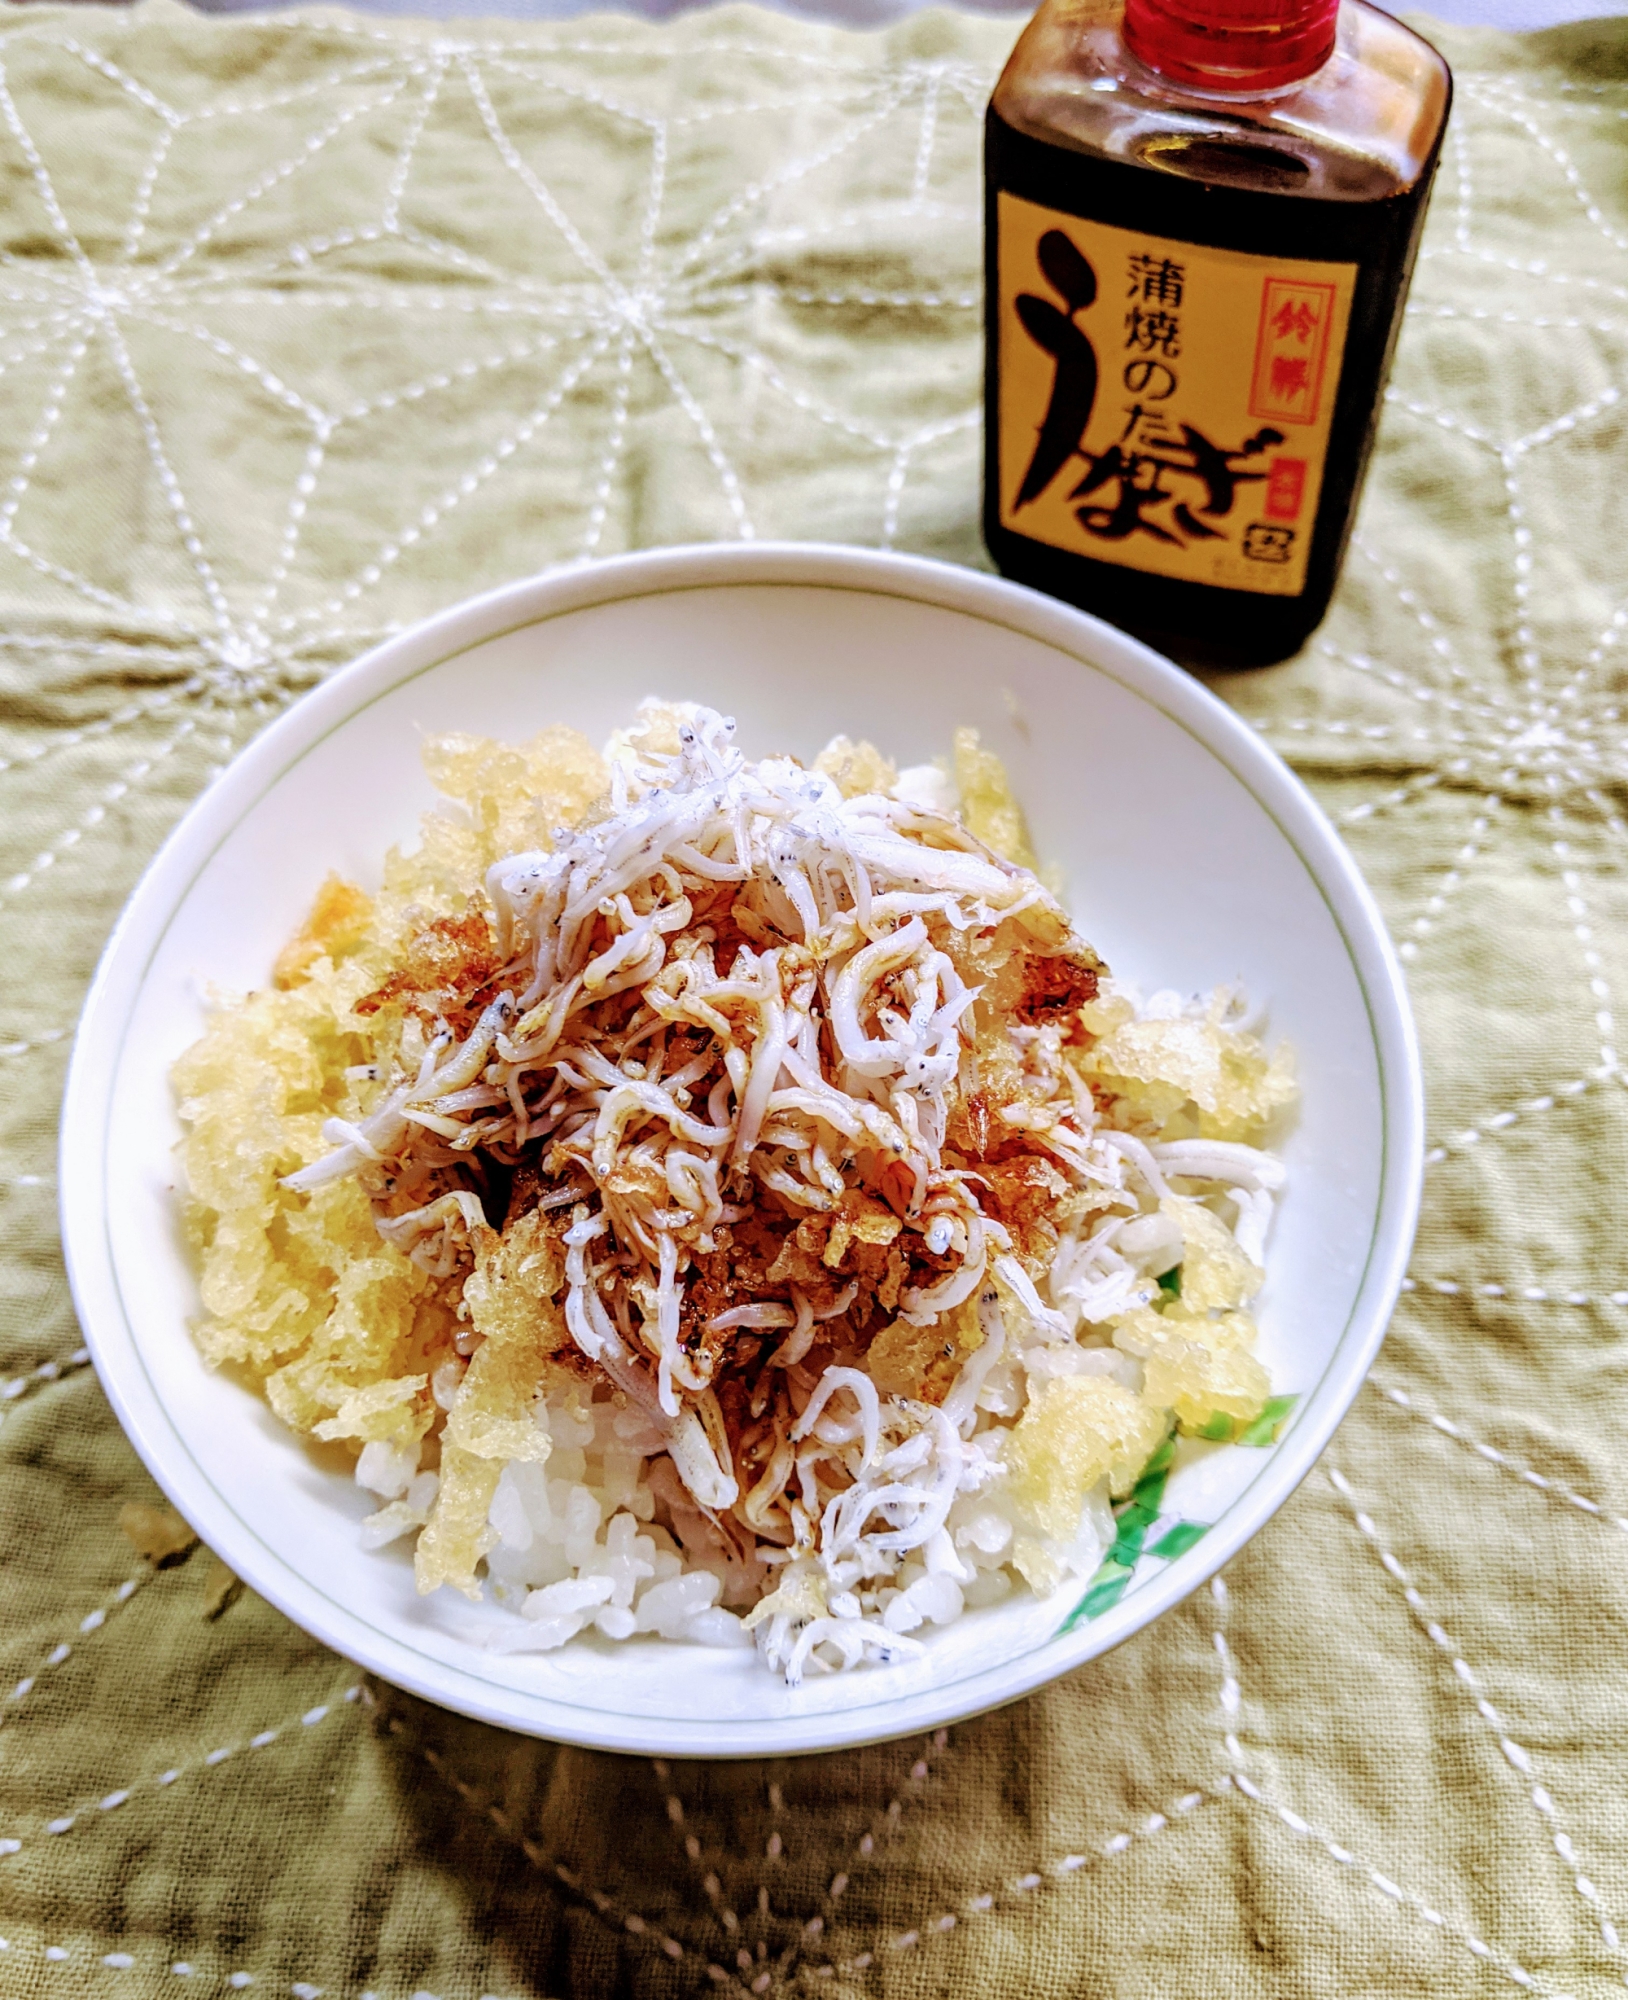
xmin=996 ymin=190 xmax=1357 ymax=598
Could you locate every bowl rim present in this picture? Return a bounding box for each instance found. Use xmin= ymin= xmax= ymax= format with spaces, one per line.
xmin=59 ymin=540 xmax=1423 ymax=1757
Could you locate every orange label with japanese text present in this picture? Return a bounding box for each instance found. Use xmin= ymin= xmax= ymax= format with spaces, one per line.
xmin=996 ymin=191 xmax=1357 ymax=598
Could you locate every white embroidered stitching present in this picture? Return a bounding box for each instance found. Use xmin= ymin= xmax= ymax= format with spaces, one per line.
xmin=1213 ymin=1576 xmax=1573 ymax=1994
xmin=1328 ymin=1468 xmax=1626 ymax=1958
xmin=1371 ymin=1379 xmax=1628 ymax=1530
xmin=0 ymin=1345 xmax=91 ymax=1416
xmin=0 ymin=1685 xmax=361 ymax=1857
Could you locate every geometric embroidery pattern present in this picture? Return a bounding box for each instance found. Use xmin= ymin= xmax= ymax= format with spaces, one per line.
xmin=2 ymin=8 xmax=1627 ymax=1994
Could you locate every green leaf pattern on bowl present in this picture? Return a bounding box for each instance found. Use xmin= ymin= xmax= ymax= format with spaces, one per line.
xmin=1057 ymin=1396 xmax=1299 ymax=1633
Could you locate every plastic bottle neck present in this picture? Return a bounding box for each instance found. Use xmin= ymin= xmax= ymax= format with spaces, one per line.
xmin=1123 ymin=0 xmax=1340 ymax=93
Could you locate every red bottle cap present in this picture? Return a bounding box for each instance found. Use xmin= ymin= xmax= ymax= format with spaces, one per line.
xmin=1124 ymin=0 xmax=1339 ymax=92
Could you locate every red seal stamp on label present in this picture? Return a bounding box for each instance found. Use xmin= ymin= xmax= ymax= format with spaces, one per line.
xmin=1264 ymin=457 xmax=1308 ymax=520
xmin=1250 ymin=278 xmax=1337 ymax=426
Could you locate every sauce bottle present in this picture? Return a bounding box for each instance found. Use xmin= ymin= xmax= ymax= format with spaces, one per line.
xmin=984 ymin=0 xmax=1451 ymax=666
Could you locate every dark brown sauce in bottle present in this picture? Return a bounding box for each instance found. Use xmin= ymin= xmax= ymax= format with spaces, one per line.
xmin=984 ymin=0 xmax=1451 ymax=668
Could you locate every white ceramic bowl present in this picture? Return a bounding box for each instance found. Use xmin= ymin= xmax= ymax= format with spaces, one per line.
xmin=60 ymin=543 xmax=1421 ymax=1757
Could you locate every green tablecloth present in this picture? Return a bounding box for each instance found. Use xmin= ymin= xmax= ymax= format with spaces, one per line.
xmin=4 ymin=2 xmax=1628 ymax=1992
